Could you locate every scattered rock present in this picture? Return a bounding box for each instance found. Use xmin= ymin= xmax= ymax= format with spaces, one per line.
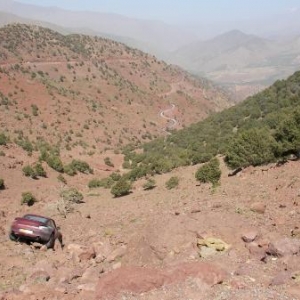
xmin=281 ymin=255 xmax=300 ymax=272
xmin=197 ymin=237 xmax=230 ymax=252
xmin=29 ymin=270 xmax=50 ymax=283
xmin=67 ymin=243 xmax=96 ymax=262
xmin=77 ymin=283 xmax=96 ymax=292
xmin=291 ymin=227 xmax=300 ymax=237
xmin=241 ymin=231 xmax=258 ymax=243
xmin=267 ymin=238 xmax=300 ymax=257
xmin=246 ymin=242 xmax=267 ymax=261
xmin=250 ymin=202 xmax=266 ymax=214
xmin=270 ymin=271 xmax=292 ymax=286
xmin=107 ymin=245 xmax=127 ymax=262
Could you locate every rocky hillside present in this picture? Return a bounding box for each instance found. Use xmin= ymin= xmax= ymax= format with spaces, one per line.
xmin=1 ymin=149 xmax=300 ymax=299
xmin=1 ymin=23 xmax=300 ymax=300
xmin=0 ymin=24 xmax=231 ymax=158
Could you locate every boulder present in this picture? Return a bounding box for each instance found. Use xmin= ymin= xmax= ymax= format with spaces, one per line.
xmin=197 ymin=237 xmax=230 ymax=258
xmin=270 ymin=271 xmax=292 ymax=286
xmin=246 ymin=242 xmax=267 ymax=261
xmin=67 ymin=243 xmax=96 ymax=262
xmin=241 ymin=231 xmax=258 ymax=243
xmin=267 ymin=238 xmax=300 ymax=257
xmin=29 ymin=270 xmax=50 ymax=283
xmin=107 ymin=245 xmax=127 ymax=262
xmin=95 ymin=262 xmax=227 ymax=299
xmin=250 ymin=202 xmax=266 ymax=214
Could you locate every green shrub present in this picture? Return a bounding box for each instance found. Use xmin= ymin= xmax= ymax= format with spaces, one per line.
xmin=21 ymin=192 xmax=36 ymax=206
xmin=31 ymin=104 xmax=39 ymax=116
xmin=143 ymin=178 xmax=156 ymax=190
xmin=22 ymin=165 xmax=37 ymax=179
xmin=165 ymin=176 xmax=179 ymax=190
xmin=57 ymin=174 xmax=67 ymax=184
xmin=0 ymin=178 xmax=5 ymax=190
xmin=70 ymin=159 xmax=93 ymax=174
xmin=63 ymin=164 xmax=77 ymax=176
xmin=60 ymin=188 xmax=83 ymax=204
xmin=34 ymin=163 xmax=46 ymax=177
xmin=88 ymin=178 xmax=101 ymax=189
xmin=111 ymin=178 xmax=132 ymax=197
xmin=88 ymin=177 xmax=114 ymax=189
xmin=225 ymin=128 xmax=277 ymax=169
xmin=104 ymin=157 xmax=114 ymax=167
xmin=0 ymin=150 xmax=5 ymax=156
xmin=0 ymin=133 xmax=8 ymax=145
xmin=110 ymin=172 xmax=121 ymax=181
xmin=46 ymin=155 xmax=64 ymax=172
xmin=195 ymin=158 xmax=221 ymax=186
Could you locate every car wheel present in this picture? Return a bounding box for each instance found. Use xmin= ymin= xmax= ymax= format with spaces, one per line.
xmin=9 ymin=231 xmax=17 ymax=241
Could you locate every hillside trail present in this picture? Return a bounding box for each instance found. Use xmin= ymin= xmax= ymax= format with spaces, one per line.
xmin=158 ymin=74 xmax=184 ymax=133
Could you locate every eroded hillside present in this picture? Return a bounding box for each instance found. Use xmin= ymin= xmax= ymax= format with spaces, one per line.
xmin=0 ymin=24 xmax=231 ymax=158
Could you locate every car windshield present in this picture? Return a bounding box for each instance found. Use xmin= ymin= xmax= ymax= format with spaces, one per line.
xmin=24 ymin=215 xmax=48 ymax=224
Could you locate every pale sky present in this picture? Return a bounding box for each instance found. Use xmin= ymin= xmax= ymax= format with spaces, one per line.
xmin=14 ymin=0 xmax=300 ymax=24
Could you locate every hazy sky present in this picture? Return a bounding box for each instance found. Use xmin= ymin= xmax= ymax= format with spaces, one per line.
xmin=15 ymin=0 xmax=300 ymax=24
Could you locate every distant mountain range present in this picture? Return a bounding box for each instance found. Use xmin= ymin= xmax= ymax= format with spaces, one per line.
xmin=0 ymin=0 xmax=196 ymax=54
xmin=171 ymin=30 xmax=300 ymax=86
xmin=1 ymin=0 xmax=300 ymax=100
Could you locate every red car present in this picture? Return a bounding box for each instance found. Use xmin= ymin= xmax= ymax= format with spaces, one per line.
xmin=9 ymin=214 xmax=62 ymax=248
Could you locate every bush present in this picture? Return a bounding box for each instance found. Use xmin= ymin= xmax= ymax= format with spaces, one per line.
xmin=0 ymin=132 xmax=8 ymax=145
xmin=21 ymin=192 xmax=36 ymax=206
xmin=34 ymin=163 xmax=46 ymax=177
xmin=88 ymin=178 xmax=101 ymax=189
xmin=225 ymin=128 xmax=277 ymax=169
xmin=88 ymin=177 xmax=114 ymax=189
xmin=22 ymin=165 xmax=37 ymax=179
xmin=104 ymin=157 xmax=114 ymax=167
xmin=22 ymin=163 xmax=46 ymax=178
xmin=143 ymin=178 xmax=156 ymax=190
xmin=110 ymin=172 xmax=121 ymax=181
xmin=63 ymin=164 xmax=77 ymax=176
xmin=165 ymin=176 xmax=179 ymax=190
xmin=111 ymin=178 xmax=132 ymax=197
xmin=46 ymin=155 xmax=64 ymax=172
xmin=57 ymin=174 xmax=67 ymax=184
xmin=0 ymin=178 xmax=5 ymax=190
xmin=195 ymin=158 xmax=221 ymax=186
xmin=70 ymin=159 xmax=93 ymax=174
xmin=60 ymin=188 xmax=84 ymax=204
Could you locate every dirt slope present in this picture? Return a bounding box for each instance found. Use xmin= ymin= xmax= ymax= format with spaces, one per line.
xmin=1 ymin=147 xmax=300 ymax=299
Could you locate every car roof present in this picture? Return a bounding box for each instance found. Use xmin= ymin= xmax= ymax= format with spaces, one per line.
xmin=23 ymin=214 xmax=52 ymax=224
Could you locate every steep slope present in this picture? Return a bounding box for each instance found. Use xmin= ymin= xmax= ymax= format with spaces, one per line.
xmin=122 ymin=70 xmax=300 ymax=178
xmin=0 ymin=24 xmax=231 ymax=158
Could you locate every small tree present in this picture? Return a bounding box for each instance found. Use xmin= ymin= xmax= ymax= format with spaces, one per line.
xmin=111 ymin=178 xmax=132 ymax=197
xmin=195 ymin=157 xmax=221 ymax=187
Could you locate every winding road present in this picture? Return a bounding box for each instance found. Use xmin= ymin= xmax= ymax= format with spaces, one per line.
xmin=160 ymin=104 xmax=178 ymax=134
